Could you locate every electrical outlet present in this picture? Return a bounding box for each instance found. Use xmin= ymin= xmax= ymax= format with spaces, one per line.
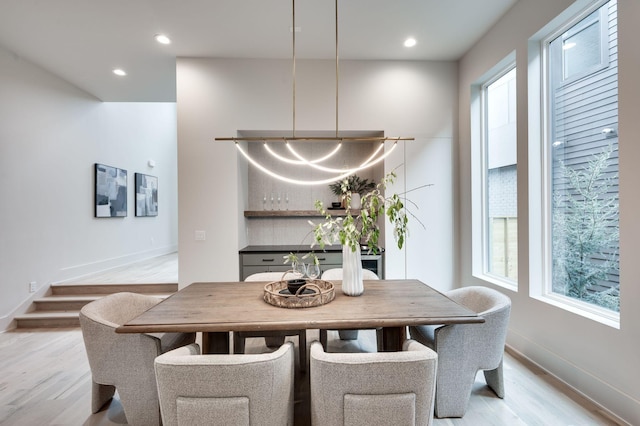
xmin=195 ymin=230 xmax=206 ymax=241
xmin=29 ymin=281 xmax=37 ymax=293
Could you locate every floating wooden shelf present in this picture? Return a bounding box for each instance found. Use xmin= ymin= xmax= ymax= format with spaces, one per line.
xmin=244 ymin=209 xmax=357 ymax=218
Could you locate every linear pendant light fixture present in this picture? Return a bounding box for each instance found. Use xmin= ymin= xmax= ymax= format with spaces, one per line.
xmin=215 ymin=0 xmax=414 ymax=185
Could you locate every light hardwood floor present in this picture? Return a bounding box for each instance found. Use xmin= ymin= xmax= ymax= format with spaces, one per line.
xmin=62 ymin=253 xmax=178 ymax=284
xmin=0 ymin=328 xmax=621 ymax=426
xmin=0 ymin=254 xmax=622 ymax=425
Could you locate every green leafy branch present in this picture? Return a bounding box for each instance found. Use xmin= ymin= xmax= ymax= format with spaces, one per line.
xmin=552 ymin=144 xmax=619 ymax=309
xmin=311 ymin=170 xmax=430 ymax=254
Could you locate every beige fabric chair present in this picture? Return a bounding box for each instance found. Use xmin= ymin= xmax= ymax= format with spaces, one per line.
xmin=322 ymin=267 xmax=379 ymax=281
xmin=310 ymin=340 xmax=438 ymax=426
xmin=235 ymin=272 xmax=307 ymax=370
xmin=79 ymin=292 xmax=196 ymax=426
xmin=155 ymin=342 xmax=295 ymax=426
xmin=320 ymin=268 xmax=381 ymax=344
xmin=409 ymin=286 xmax=511 ymax=418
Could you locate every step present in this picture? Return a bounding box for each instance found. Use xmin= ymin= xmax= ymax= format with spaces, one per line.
xmin=33 ymin=295 xmax=102 ymax=312
xmin=15 ymin=311 xmax=80 ymax=328
xmin=51 ymin=282 xmax=178 ymax=296
xmin=16 ymin=283 xmax=178 ymax=329
xmin=33 ymin=293 xmax=171 ymax=311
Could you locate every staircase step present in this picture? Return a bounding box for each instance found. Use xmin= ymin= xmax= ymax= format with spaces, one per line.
xmin=51 ymin=282 xmax=178 ymax=296
xmin=16 ymin=283 xmax=178 ymax=329
xmin=33 ymin=293 xmax=171 ymax=311
xmin=15 ymin=311 xmax=80 ymax=328
xmin=34 ymin=295 xmax=101 ymax=311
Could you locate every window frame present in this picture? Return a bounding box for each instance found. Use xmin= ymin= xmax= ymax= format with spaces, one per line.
xmin=528 ymin=0 xmax=619 ymax=328
xmin=557 ymin=6 xmax=609 ymax=84
xmin=470 ymin=54 xmax=518 ymax=291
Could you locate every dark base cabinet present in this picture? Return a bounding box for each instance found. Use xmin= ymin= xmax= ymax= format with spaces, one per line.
xmin=239 ymin=245 xmax=383 ymax=281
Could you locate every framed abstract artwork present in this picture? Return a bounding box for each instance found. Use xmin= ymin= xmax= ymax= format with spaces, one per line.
xmin=135 ymin=173 xmax=158 ymax=217
xmin=95 ymin=163 xmax=128 ymax=217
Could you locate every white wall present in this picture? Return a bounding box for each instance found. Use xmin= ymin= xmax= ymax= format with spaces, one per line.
xmin=0 ymin=45 xmax=178 ymax=330
xmin=176 ymin=58 xmax=457 ymax=289
xmin=458 ymin=0 xmax=639 ymax=423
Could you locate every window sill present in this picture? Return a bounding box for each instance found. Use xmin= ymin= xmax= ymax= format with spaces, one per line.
xmin=531 ymin=294 xmax=620 ymax=329
xmin=472 ymin=272 xmax=518 ymax=293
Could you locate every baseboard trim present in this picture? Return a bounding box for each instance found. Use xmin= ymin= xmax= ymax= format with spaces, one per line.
xmin=507 ymin=330 xmax=635 ymax=426
xmin=0 ymin=284 xmax=50 ymax=332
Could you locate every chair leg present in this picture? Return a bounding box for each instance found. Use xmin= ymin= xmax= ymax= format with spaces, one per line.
xmin=91 ymin=380 xmax=115 ymax=413
xmin=434 ymin=371 xmax=476 ymax=418
xmin=484 ymin=358 xmax=505 ymax=398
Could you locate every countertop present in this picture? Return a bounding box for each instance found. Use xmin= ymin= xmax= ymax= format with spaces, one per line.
xmin=239 ymin=245 xmax=342 ymax=254
xmin=239 ymin=244 xmax=384 ymax=254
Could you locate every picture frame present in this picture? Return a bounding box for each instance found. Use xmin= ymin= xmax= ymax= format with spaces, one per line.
xmin=95 ymin=163 xmax=128 ymax=217
xmin=135 ymin=173 xmax=158 ymax=217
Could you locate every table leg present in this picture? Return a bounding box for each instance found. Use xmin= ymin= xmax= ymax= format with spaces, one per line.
xmin=380 ymin=326 xmax=405 ymax=352
xmin=202 ymin=332 xmax=230 ymax=354
xmin=319 ymin=329 xmax=328 ymax=349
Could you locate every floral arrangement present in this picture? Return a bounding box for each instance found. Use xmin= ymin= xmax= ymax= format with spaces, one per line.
xmin=328 ymin=174 xmax=375 ymax=196
xmin=311 ymin=171 xmax=426 ymax=254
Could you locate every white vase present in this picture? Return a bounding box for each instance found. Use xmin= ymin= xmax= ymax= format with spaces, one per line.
xmin=342 ymin=244 xmax=364 ymax=296
xmin=350 ymin=193 xmax=362 ymax=209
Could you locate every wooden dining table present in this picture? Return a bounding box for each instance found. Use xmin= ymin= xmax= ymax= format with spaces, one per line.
xmin=117 ymin=279 xmax=484 ymax=354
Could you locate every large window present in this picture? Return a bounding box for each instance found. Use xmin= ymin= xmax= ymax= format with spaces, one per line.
xmin=485 ymin=68 xmax=518 ymax=281
xmin=472 ymin=60 xmax=517 ymax=287
xmin=532 ymin=0 xmax=619 ymax=320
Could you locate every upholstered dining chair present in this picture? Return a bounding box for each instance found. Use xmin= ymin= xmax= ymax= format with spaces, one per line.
xmin=320 ymin=268 xmax=382 ymax=346
xmin=155 ymin=342 xmax=294 ymax=426
xmin=322 ymin=267 xmax=380 ymax=281
xmin=409 ymin=286 xmax=511 ymax=418
xmin=235 ymin=272 xmax=307 ymax=370
xmin=310 ymin=340 xmax=438 ymax=426
xmin=79 ymin=292 xmax=196 ymax=426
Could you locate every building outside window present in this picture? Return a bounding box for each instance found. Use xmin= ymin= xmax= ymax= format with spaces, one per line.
xmin=546 ymin=0 xmax=619 ymax=313
xmin=483 ymin=67 xmax=518 ymax=283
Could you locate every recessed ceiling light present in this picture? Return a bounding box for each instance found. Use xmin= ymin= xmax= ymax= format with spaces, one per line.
xmin=113 ymin=68 xmax=127 ymax=76
xmin=154 ymin=34 xmax=171 ymax=45
xmin=404 ymin=38 xmax=417 ymax=48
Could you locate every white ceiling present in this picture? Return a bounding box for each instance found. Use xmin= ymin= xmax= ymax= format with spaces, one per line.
xmin=0 ymin=0 xmax=518 ymax=102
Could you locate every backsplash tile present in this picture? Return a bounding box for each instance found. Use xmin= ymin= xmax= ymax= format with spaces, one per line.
xmin=245 ymin=139 xmax=381 ymax=245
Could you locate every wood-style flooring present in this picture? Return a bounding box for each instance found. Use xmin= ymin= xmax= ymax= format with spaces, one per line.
xmin=0 ymin=253 xmax=623 ymax=425
xmin=62 ymin=253 xmax=178 ymax=284
xmin=0 ymin=328 xmax=621 ymax=426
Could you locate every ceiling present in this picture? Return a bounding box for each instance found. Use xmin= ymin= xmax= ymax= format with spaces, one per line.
xmin=0 ymin=0 xmax=518 ymax=102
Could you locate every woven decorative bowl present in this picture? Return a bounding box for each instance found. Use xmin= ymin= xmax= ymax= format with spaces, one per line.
xmin=263 ymin=279 xmax=335 ymax=308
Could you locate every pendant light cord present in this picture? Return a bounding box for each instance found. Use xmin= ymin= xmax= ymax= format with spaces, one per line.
xmin=292 ymin=0 xmax=296 ymax=138
xmin=292 ymin=0 xmax=339 ymax=139
xmin=335 ymin=0 xmax=339 ymax=138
